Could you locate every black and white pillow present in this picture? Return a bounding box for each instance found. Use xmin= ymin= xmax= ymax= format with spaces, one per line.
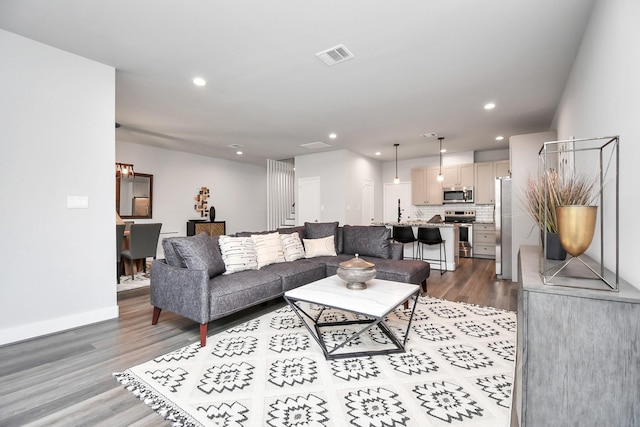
xmin=279 ymin=232 xmax=305 ymax=262
xmin=218 ymin=235 xmax=258 ymax=274
xmin=251 ymin=232 xmax=285 ymax=268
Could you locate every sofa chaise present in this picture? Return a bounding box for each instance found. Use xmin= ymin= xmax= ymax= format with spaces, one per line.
xmin=150 ymin=221 xmax=430 ymax=346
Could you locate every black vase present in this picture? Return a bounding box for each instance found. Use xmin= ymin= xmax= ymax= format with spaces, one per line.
xmin=209 ymin=206 xmax=216 ymax=222
xmin=542 ymin=231 xmax=567 ymax=260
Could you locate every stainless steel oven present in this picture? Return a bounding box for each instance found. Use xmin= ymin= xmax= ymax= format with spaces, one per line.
xmin=444 ymin=210 xmax=476 ymax=258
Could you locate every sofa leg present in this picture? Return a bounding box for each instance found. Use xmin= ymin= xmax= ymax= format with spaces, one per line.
xmin=421 ymin=279 xmax=427 ymax=293
xmin=152 ymin=307 xmax=161 ymax=325
xmin=200 ymin=323 xmax=208 ymax=347
xmin=403 ymin=300 xmax=409 ymax=310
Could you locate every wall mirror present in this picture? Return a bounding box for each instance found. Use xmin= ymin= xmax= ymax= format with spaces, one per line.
xmin=116 ymin=173 xmax=153 ymax=219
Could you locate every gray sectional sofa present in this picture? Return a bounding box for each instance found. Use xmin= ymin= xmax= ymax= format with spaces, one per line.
xmin=150 ymin=221 xmax=430 ymax=346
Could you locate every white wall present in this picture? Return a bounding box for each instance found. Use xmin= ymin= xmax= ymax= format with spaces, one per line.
xmin=510 ymin=131 xmax=558 ymax=280
xmin=117 ymin=141 xmax=268 ymax=243
xmin=294 ymin=150 xmax=382 ymax=226
xmin=552 ymin=0 xmax=638 ymax=289
xmin=0 ymin=30 xmax=117 ymax=345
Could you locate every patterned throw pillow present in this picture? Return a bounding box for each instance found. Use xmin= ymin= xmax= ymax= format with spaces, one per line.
xmin=279 ymin=232 xmax=305 ymax=262
xmin=303 ymin=235 xmax=337 ymax=258
xmin=251 ymin=232 xmax=285 ymax=269
xmin=218 ymin=235 xmax=258 ymax=274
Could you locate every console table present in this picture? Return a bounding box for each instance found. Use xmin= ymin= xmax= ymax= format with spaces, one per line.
xmin=515 ymin=245 xmax=640 ymax=426
xmin=186 ymin=220 xmax=226 ymax=236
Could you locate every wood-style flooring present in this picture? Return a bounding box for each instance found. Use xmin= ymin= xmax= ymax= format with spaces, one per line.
xmin=0 ymin=257 xmax=516 ymax=427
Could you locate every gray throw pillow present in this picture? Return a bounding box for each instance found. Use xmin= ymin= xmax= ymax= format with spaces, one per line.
xmin=171 ymin=232 xmax=225 ymax=278
xmin=162 ymin=237 xmax=184 ymax=268
xmin=305 ymin=221 xmax=339 ymax=252
xmin=342 ymin=225 xmax=391 ymax=259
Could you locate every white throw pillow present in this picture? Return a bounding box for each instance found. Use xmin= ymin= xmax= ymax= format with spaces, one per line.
xmin=279 ymin=232 xmax=305 ymax=262
xmin=251 ymin=232 xmax=285 ymax=268
xmin=303 ymin=235 xmax=337 ymax=258
xmin=218 ymin=235 xmax=258 ymax=274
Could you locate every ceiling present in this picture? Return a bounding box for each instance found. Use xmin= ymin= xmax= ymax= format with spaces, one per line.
xmin=0 ymin=0 xmax=596 ymax=165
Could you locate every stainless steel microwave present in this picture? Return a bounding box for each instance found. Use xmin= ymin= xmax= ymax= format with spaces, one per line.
xmin=443 ymin=187 xmax=473 ymax=204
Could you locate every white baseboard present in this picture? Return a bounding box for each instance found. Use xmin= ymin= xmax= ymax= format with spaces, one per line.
xmin=0 ymin=305 xmax=119 ymax=346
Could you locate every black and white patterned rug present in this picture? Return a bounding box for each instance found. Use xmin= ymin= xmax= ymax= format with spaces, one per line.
xmin=114 ymin=295 xmax=516 ymax=426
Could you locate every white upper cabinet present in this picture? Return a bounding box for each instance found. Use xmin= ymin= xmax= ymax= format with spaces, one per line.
xmin=474 ymin=160 xmax=511 ymax=204
xmin=411 ymin=167 xmax=443 ymax=205
xmin=442 ymin=163 xmax=474 ymax=188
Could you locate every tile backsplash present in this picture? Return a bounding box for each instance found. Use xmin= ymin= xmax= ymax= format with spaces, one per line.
xmin=410 ymin=204 xmax=495 ymax=223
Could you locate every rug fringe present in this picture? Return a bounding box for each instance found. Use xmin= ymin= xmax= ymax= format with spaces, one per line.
xmin=113 ymin=371 xmax=202 ymax=427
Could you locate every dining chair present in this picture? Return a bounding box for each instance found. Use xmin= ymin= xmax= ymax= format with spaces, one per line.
xmin=392 ymin=225 xmax=417 ymax=259
xmin=120 ymin=223 xmax=162 ymax=280
xmin=116 ymin=224 xmax=126 ymax=284
xmin=417 ymin=227 xmax=447 ymax=275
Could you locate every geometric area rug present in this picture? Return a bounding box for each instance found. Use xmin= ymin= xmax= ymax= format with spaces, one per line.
xmin=113 ymin=295 xmax=517 ymax=426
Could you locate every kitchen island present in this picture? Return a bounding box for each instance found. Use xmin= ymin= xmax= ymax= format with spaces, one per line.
xmin=376 ymin=222 xmax=459 ymax=272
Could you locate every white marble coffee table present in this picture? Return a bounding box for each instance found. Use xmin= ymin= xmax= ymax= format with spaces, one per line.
xmin=284 ymin=275 xmax=420 ymax=359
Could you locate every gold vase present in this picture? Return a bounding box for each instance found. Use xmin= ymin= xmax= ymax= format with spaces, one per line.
xmin=556 ymin=206 xmax=597 ymax=257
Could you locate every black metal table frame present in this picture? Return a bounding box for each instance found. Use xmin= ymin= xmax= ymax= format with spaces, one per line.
xmin=284 ymin=289 xmax=419 ymax=360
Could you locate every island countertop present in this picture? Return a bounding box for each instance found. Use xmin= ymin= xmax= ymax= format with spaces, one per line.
xmin=372 ymin=221 xmax=456 ymax=228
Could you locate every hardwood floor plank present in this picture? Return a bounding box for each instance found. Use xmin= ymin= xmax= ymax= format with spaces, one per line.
xmin=0 ymin=258 xmax=515 ymax=426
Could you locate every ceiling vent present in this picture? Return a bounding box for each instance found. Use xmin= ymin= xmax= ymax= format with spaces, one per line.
xmin=421 ymin=132 xmax=438 ymax=138
xmin=300 ymin=141 xmax=332 ymax=150
xmin=316 ymin=44 xmax=355 ymax=66
xmin=227 ymin=143 xmax=244 ymax=149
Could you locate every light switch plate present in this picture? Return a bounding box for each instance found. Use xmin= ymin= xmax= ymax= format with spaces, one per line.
xmin=67 ymin=195 xmax=89 ymax=209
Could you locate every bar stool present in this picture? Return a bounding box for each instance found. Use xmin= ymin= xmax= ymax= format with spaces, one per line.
xmin=417 ymin=227 xmax=447 ymax=274
xmin=392 ymin=225 xmax=417 ymax=259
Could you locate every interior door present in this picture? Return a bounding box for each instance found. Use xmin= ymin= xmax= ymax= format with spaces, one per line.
xmin=297 ymin=177 xmax=321 ymax=225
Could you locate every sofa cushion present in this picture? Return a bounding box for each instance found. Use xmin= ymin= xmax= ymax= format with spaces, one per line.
xmin=251 ymin=232 xmax=285 ymax=268
xmin=208 ymin=269 xmax=283 ymax=319
xmin=360 ymin=256 xmax=430 ymax=285
xmin=169 ymin=233 xmax=225 ymax=278
xmin=218 ymin=235 xmax=258 ymax=274
xmin=304 ymin=235 xmax=337 ymax=258
xmin=342 ymin=225 xmax=391 ymax=259
xmin=262 ymin=259 xmax=326 ymax=292
xmin=162 ymin=237 xmax=184 ymax=268
xmin=279 ymin=232 xmax=306 ymax=262
xmin=277 ymin=225 xmax=306 ymax=238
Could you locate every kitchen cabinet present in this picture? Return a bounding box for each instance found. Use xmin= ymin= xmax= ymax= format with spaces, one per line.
xmin=473 ymin=222 xmax=495 ymax=258
xmin=411 ymin=167 xmax=443 ymax=205
xmin=494 ymin=160 xmax=510 ymax=178
xmin=474 ymin=160 xmax=511 ymax=204
xmin=442 ymin=163 xmax=474 ymax=188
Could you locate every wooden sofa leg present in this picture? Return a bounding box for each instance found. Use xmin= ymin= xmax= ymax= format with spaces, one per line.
xmin=421 ymin=279 xmax=427 ymax=293
xmin=152 ymin=307 xmax=161 ymax=325
xmin=200 ymin=323 xmax=208 ymax=347
xmin=403 ymin=300 xmax=409 ymax=310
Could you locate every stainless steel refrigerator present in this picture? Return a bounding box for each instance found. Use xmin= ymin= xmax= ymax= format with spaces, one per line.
xmin=495 ymin=177 xmax=512 ymax=280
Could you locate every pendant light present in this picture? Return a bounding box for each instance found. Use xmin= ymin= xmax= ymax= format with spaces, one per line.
xmin=393 ymin=143 xmax=400 ymax=184
xmin=436 ymin=137 xmax=445 ymax=182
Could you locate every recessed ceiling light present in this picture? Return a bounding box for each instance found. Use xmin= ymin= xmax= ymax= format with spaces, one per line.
xmin=496 ymin=136 xmax=504 ymax=141
xmin=375 ymin=152 xmax=381 ymax=156
xmin=192 ymin=77 xmax=207 ymax=87
xmin=329 ymin=133 xmax=337 ymax=139
xmin=484 ymin=102 xmax=496 ymax=110
xmin=440 ymin=149 xmax=447 ymax=153
xmin=236 ymin=151 xmax=243 ymax=155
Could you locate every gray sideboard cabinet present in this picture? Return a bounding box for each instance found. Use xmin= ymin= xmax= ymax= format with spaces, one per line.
xmin=515 ymin=245 xmax=640 ymax=426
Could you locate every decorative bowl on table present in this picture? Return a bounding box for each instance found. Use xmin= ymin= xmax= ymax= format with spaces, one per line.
xmin=336 ymin=254 xmax=376 ymax=290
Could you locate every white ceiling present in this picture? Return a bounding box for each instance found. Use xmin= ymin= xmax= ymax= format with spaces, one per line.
xmin=0 ymin=0 xmax=596 ymax=165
